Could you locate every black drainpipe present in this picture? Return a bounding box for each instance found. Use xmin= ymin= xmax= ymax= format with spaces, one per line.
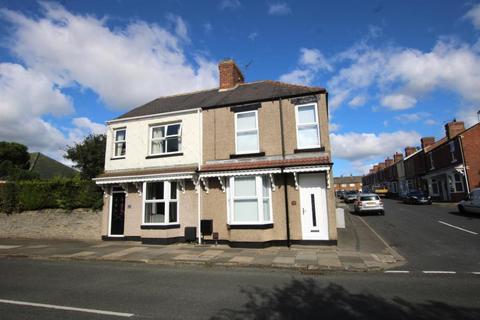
xmin=278 ymin=98 xmax=291 ymax=247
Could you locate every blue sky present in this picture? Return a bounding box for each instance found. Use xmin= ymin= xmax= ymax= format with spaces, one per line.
xmin=0 ymin=0 xmax=479 ymax=175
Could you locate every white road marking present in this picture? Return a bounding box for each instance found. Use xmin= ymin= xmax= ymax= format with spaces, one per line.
xmin=0 ymin=299 xmax=134 ymax=317
xmin=438 ymin=221 xmax=478 ymax=235
xmin=422 ymin=271 xmax=456 ymax=274
xmin=472 ymin=272 xmax=480 ymax=275
xmin=0 ymin=245 xmax=20 ymax=249
xmin=384 ymin=270 xmax=410 ymax=273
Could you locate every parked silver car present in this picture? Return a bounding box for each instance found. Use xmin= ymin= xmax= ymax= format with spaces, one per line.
xmin=354 ymin=193 xmax=385 ymax=215
xmin=458 ymin=188 xmax=480 ymax=214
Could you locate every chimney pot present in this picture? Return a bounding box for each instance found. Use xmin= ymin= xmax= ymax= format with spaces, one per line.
xmin=218 ymin=59 xmax=244 ymax=89
xmin=384 ymin=158 xmax=394 ymax=167
xmin=393 ymin=152 xmax=403 ymax=163
xmin=421 ymin=136 xmax=435 ymax=149
xmin=445 ymin=120 xmax=465 ymax=139
xmin=405 ymin=146 xmax=417 ymax=157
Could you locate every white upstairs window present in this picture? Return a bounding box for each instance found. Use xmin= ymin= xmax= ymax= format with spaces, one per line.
xmin=113 ymin=128 xmax=126 ymax=158
xmin=235 ymin=111 xmax=259 ymax=154
xmin=295 ymin=103 xmax=320 ymax=149
xmin=150 ymin=123 xmax=182 ymax=155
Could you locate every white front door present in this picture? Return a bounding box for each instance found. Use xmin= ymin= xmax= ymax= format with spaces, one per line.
xmin=299 ymin=173 xmax=329 ymax=240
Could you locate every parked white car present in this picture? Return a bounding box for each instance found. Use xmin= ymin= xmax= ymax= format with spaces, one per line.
xmin=354 ymin=193 xmax=385 ymax=215
xmin=458 ymin=188 xmax=480 ymax=214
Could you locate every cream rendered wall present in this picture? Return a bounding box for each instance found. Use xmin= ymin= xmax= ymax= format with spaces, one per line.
xmin=104 ymin=110 xmax=201 ymax=171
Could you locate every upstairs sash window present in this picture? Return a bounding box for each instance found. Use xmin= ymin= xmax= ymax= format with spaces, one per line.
xmin=113 ymin=129 xmax=126 ymax=157
xmin=296 ymin=104 xmax=320 ymax=149
xmin=235 ymin=111 xmax=259 ymax=154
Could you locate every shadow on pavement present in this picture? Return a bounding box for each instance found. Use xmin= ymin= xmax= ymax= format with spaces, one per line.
xmin=448 ymin=211 xmax=480 ymax=219
xmin=211 ymin=279 xmax=480 ymax=320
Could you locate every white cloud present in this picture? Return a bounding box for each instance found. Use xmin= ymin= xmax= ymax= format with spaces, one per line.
xmin=381 ymin=94 xmax=417 ymax=110
xmin=72 ymin=117 xmax=105 ymax=135
xmin=268 ymin=2 xmax=291 ymax=15
xmin=167 ymin=14 xmax=189 ymax=42
xmin=394 ymin=112 xmax=430 ymax=123
xmin=464 ymin=4 xmax=480 ymax=29
xmin=219 ymin=0 xmax=241 ymax=10
xmin=0 ymin=62 xmax=72 ymax=158
xmin=456 ymin=105 xmax=480 ymax=128
xmin=0 ymin=64 xmax=105 ymax=161
xmin=424 ymin=119 xmax=438 ymax=126
xmin=279 ymin=48 xmax=331 ymax=85
xmin=330 ymin=130 xmax=421 ymax=161
xmin=348 ymin=95 xmax=366 ymax=107
xmin=329 ymin=123 xmax=340 ymax=132
xmin=1 ymin=2 xmax=218 ymax=111
xmin=248 ymin=32 xmax=258 ymax=40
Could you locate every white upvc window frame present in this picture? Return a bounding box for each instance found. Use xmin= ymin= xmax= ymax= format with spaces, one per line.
xmin=226 ymin=175 xmax=273 ymax=225
xmin=428 ymin=153 xmax=435 ymax=170
xmin=234 ymin=110 xmax=259 ymax=154
xmin=449 ymin=141 xmax=456 ymax=162
xmin=447 ymin=172 xmax=464 ymax=193
xmin=113 ymin=128 xmax=126 ymax=158
xmin=142 ymin=181 xmax=179 ymax=225
xmin=149 ymin=123 xmax=182 ymax=156
xmin=295 ymin=103 xmax=321 ymax=149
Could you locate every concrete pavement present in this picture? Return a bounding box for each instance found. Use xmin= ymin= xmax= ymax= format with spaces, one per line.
xmin=0 ymin=206 xmax=404 ymax=272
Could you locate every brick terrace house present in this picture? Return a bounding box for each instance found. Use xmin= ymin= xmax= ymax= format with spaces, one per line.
xmin=333 ymin=175 xmax=363 ymax=192
xmin=94 ymin=60 xmax=336 ymax=247
xmin=423 ymin=121 xmax=480 ymax=202
xmin=362 ymin=120 xmax=480 ymax=202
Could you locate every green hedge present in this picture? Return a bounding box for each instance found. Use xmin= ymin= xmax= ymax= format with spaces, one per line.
xmin=0 ymin=177 xmax=103 ymax=213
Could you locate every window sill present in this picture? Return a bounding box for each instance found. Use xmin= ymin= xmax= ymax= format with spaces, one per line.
xmin=146 ymin=152 xmax=183 ymax=159
xmin=294 ymin=147 xmax=324 ymax=153
xmin=227 ymin=223 xmax=273 ymax=230
xmin=230 ymin=152 xmax=265 ymax=159
xmin=110 ymin=157 xmax=125 ymax=160
xmin=141 ymin=224 xmax=180 ymax=230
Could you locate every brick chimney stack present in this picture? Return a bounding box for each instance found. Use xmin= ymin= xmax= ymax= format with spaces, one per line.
xmin=445 ymin=120 xmax=465 ymax=139
xmin=219 ymin=59 xmax=244 ymax=90
xmin=393 ymin=152 xmax=403 ymax=163
xmin=377 ymin=162 xmax=386 ymax=170
xmin=405 ymin=146 xmax=417 ymax=157
xmin=373 ymin=165 xmax=379 ymax=172
xmin=421 ymin=137 xmax=435 ymax=149
xmin=384 ymin=158 xmax=394 ymax=167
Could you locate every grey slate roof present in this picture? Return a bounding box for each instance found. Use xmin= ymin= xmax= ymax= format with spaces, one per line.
xmin=116 ymin=80 xmax=326 ymax=120
xmin=334 ymin=176 xmax=363 ymax=184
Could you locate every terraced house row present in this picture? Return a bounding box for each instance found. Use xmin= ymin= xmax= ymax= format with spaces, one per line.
xmin=93 ymin=60 xmax=336 ymax=247
xmin=362 ymin=120 xmax=480 ymax=202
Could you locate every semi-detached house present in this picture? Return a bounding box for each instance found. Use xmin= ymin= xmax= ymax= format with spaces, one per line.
xmin=94 ymin=60 xmax=337 ymax=247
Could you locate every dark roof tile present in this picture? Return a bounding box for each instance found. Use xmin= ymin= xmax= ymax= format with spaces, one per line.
xmin=116 ymin=80 xmax=325 ymax=120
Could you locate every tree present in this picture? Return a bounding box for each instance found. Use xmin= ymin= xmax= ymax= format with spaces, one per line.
xmin=0 ymin=142 xmax=36 ymax=180
xmin=0 ymin=142 xmax=30 ymax=169
xmin=64 ymin=134 xmax=106 ymax=179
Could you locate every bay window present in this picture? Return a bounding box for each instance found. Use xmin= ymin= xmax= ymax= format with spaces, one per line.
xmin=113 ymin=128 xmax=126 ymax=158
xmin=150 ymin=123 xmax=182 ymax=155
xmin=295 ymin=103 xmax=320 ymax=149
xmin=143 ymin=181 xmax=178 ymax=224
xmin=227 ymin=175 xmax=272 ymax=224
xmin=235 ymin=111 xmax=259 ymax=154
